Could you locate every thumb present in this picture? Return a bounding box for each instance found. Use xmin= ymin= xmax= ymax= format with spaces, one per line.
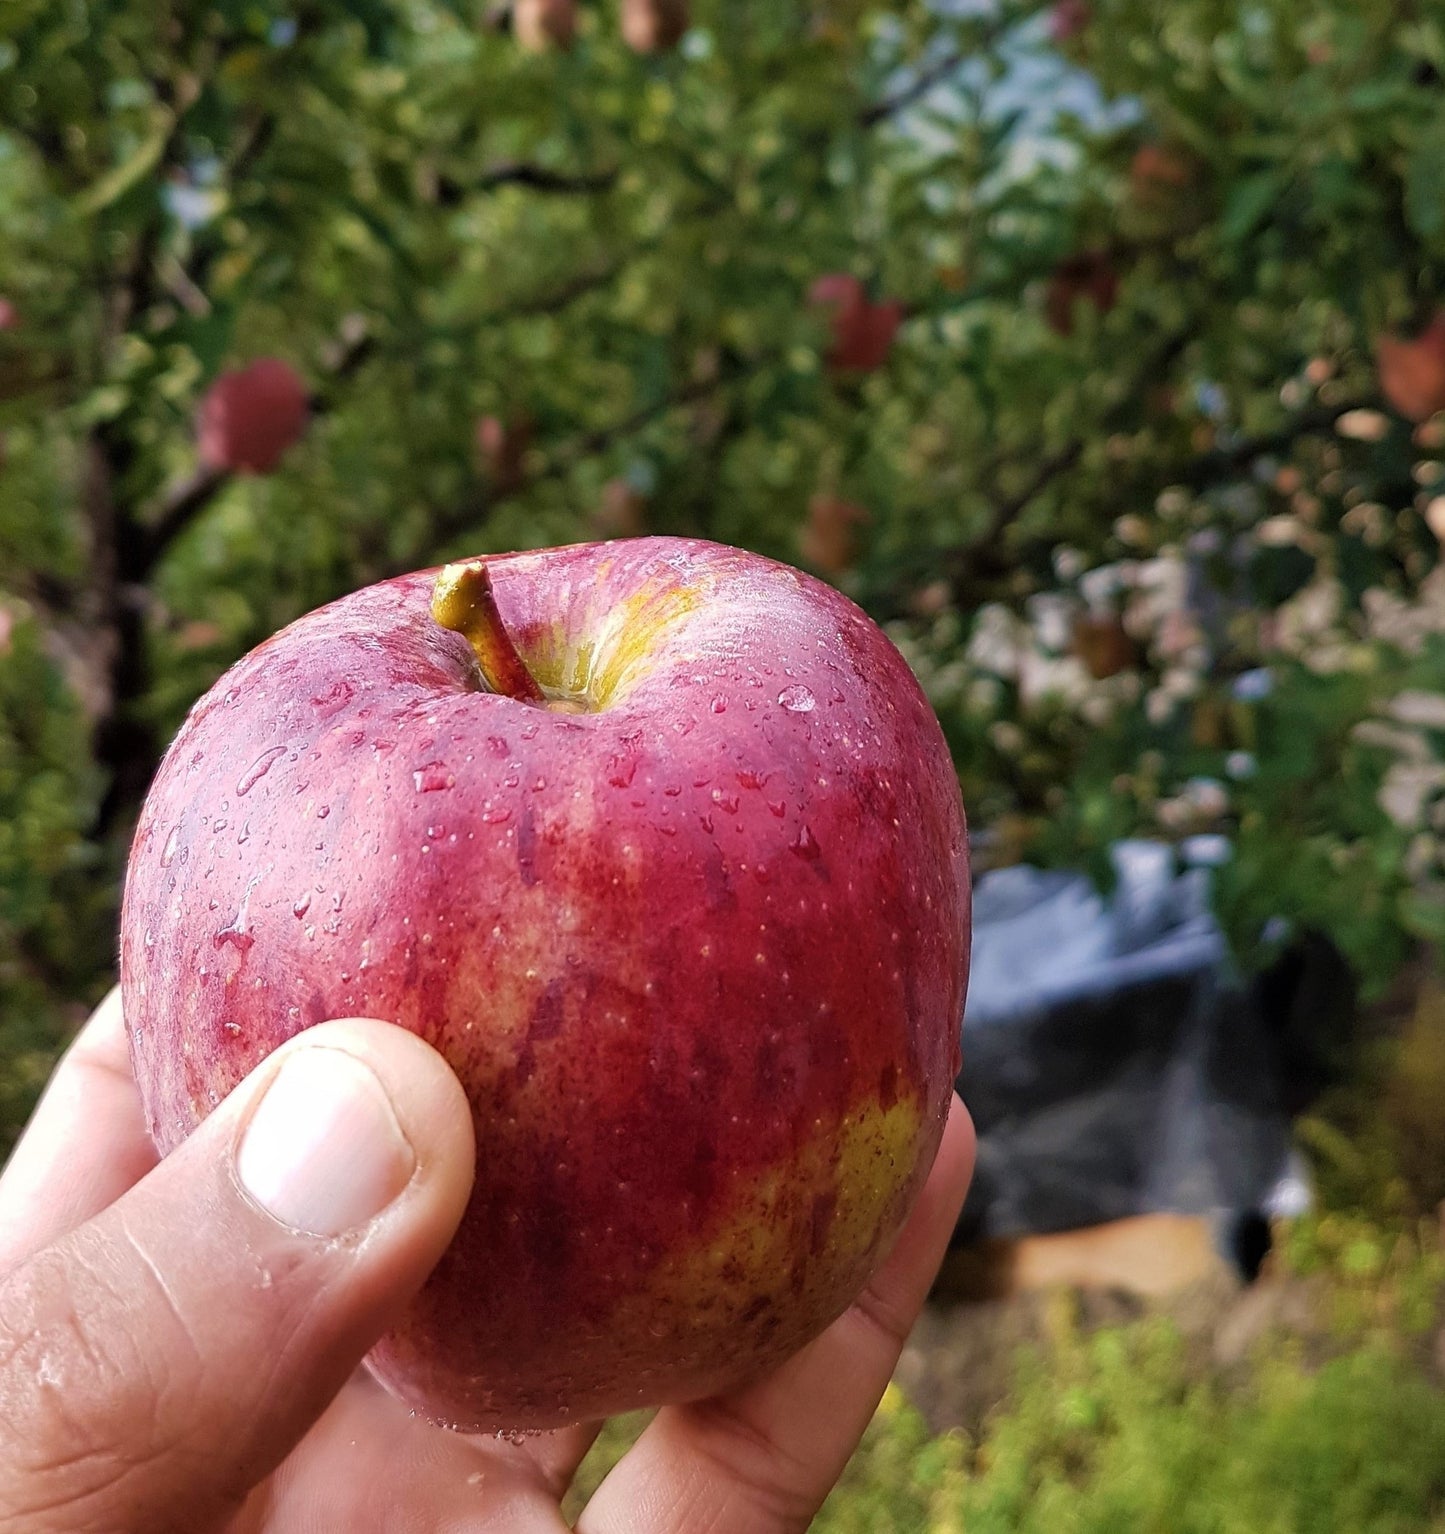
xmin=0 ymin=1019 xmax=475 ymax=1534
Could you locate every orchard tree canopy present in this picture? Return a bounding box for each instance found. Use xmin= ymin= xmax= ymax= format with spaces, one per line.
xmin=2 ymin=0 xmax=1445 ymax=1139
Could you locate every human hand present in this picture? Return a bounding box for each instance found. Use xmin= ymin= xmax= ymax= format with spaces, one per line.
xmin=0 ymin=989 xmax=974 ymax=1533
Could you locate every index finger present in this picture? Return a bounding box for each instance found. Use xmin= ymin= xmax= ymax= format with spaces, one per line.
xmin=0 ymin=986 xmax=158 ymax=1273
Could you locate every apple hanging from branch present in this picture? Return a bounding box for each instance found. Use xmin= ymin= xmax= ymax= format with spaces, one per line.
xmin=800 ymin=493 xmax=870 ymax=576
xmin=476 ymin=412 xmax=534 ymax=493
xmin=1049 ymin=0 xmax=1091 ymax=42
xmin=197 ymin=358 xmax=311 ymax=475
xmin=120 ymin=537 xmax=970 ymax=1433
xmin=1376 ymin=314 xmax=1445 ymax=422
xmin=513 ymin=0 xmax=578 ymax=51
xmin=808 ymin=273 xmax=906 ymax=374
xmin=1044 ymin=252 xmax=1119 ymax=337
xmin=620 ymin=0 xmax=690 ymax=52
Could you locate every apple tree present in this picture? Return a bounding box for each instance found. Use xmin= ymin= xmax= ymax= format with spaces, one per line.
xmin=1 ymin=0 xmax=1444 ymax=1143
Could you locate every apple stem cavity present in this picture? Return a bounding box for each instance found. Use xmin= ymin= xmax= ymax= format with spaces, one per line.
xmin=431 ymin=561 xmax=550 ymax=706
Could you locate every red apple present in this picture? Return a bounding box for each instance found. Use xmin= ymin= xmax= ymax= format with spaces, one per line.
xmin=1072 ymin=614 xmax=1138 ymax=680
xmin=476 ymin=412 xmax=534 ymax=492
xmin=1376 ymin=314 xmax=1445 ymax=422
xmin=0 ymin=298 xmax=18 ymax=331
xmin=592 ymin=475 xmax=648 ymax=538
xmin=1129 ymin=143 xmax=1194 ymax=202
xmin=197 ymin=358 xmax=310 ymax=475
xmin=120 ymin=537 xmax=970 ymax=1433
xmin=1044 ymin=252 xmax=1119 ymax=336
xmin=514 ymin=0 xmax=578 ymax=51
xmin=1049 ymin=0 xmax=1091 ymax=43
xmin=800 ymin=493 xmax=869 ymax=576
xmin=808 ymin=273 xmax=905 ymax=373
xmin=621 ymin=0 xmax=690 ymax=52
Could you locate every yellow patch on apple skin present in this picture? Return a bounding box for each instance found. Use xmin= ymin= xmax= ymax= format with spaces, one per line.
xmin=515 ymin=578 xmax=702 ymax=712
xmin=605 ymin=1094 xmax=927 ymax=1347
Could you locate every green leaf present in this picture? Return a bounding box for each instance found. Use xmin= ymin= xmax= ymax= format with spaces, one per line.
xmin=1404 ymin=110 xmax=1445 ymax=243
xmin=74 ymin=114 xmax=171 ymax=215
xmin=1220 ymin=171 xmax=1282 ymax=244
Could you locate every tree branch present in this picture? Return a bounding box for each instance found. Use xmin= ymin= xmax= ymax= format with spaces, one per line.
xmin=437 ymin=161 xmax=620 ymax=205
xmin=408 ymin=355 xmax=771 ymax=565
xmin=860 ymin=44 xmax=971 ymax=128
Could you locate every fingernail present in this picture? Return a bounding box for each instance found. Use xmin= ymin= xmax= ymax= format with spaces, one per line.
xmin=236 ymin=1048 xmax=416 ymax=1236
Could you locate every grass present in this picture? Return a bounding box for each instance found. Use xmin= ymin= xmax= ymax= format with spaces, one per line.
xmin=564 ymin=1215 xmax=1445 ymax=1531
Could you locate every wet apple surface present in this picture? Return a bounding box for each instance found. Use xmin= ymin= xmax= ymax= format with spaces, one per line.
xmin=121 ymin=537 xmax=970 ymax=1431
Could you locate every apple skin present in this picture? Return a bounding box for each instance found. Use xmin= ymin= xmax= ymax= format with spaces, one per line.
xmin=197 ymin=358 xmax=310 ymax=475
xmin=120 ymin=537 xmax=969 ymax=1432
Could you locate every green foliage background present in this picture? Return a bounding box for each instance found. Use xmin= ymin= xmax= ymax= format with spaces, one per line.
xmin=4 ymin=0 xmax=1445 ymax=1523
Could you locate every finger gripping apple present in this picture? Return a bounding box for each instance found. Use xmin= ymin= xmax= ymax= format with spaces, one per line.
xmin=121 ymin=537 xmax=970 ymax=1432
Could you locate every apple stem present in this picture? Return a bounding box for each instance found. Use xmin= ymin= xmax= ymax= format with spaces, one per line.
xmin=431 ymin=561 xmax=548 ymax=705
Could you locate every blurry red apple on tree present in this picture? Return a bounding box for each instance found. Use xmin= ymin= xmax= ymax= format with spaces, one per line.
xmin=809 ymin=273 xmax=906 ymax=373
xmin=592 ymin=475 xmax=648 ymax=538
xmin=513 ymin=0 xmax=578 ymax=51
xmin=1073 ymin=614 xmax=1138 ymax=680
xmin=800 ymin=493 xmax=870 ymax=576
xmin=1376 ymin=314 xmax=1445 ymax=422
xmin=476 ymin=412 xmax=533 ymax=493
xmin=1049 ymin=0 xmax=1091 ymax=43
xmin=197 ymin=358 xmax=310 ymax=475
xmin=1045 ymin=252 xmax=1119 ymax=336
xmin=0 ymin=298 xmax=18 ymax=330
xmin=1129 ymin=144 xmax=1194 ymax=202
xmin=120 ymin=537 xmax=969 ymax=1432
xmin=621 ymin=0 xmax=690 ymax=52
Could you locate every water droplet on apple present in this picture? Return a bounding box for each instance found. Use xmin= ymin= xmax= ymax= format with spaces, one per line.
xmin=711 ymin=787 xmax=740 ymax=814
xmin=316 ymin=805 xmax=330 ymax=820
xmin=699 ymin=812 xmax=714 ymax=834
xmin=663 ymin=784 xmax=683 ymax=797
xmin=237 ymin=820 xmax=250 ymax=844
xmin=486 ymin=735 xmax=509 ymax=758
xmin=710 ymin=695 xmax=727 ymax=714
xmin=778 ymin=684 xmax=816 ymax=713
xmin=223 ymin=1020 xmax=242 ymax=1036
xmin=161 ymin=825 xmax=181 ymax=866
xmin=520 ymin=722 xmax=539 ymax=740
xmin=213 ymin=818 xmax=228 ymax=833
xmin=413 ymin=762 xmax=454 ymax=793
xmin=767 ymin=799 xmax=786 ymax=818
xmin=790 ymin=824 xmax=822 ymax=861
xmin=143 ymin=928 xmax=156 ymax=949
xmin=736 ymin=768 xmax=769 ymax=790
xmin=214 ymin=926 xmax=255 ymax=952
xmin=481 ymin=805 xmax=512 ymax=825
xmin=292 ymin=893 xmax=312 ymax=919
xmin=237 ymin=745 xmax=287 ymax=796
